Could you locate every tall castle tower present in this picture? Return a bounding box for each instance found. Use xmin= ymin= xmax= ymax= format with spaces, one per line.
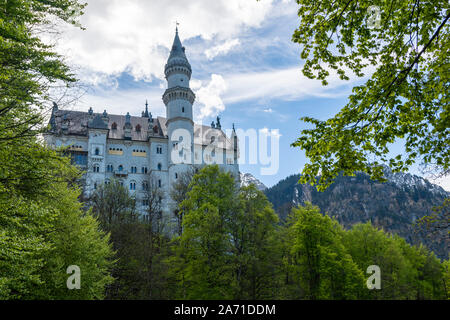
xmin=163 ymin=27 xmax=195 ymax=193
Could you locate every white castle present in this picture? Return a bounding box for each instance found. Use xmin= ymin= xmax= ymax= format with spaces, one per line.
xmin=44 ymin=28 xmax=239 ymax=219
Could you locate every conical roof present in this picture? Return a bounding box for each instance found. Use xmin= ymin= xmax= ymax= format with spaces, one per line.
xmin=165 ymin=28 xmax=191 ymax=74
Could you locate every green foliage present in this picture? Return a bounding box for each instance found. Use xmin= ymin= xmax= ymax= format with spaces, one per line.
xmin=231 ymin=185 xmax=281 ymax=299
xmin=282 ymin=203 xmax=364 ymax=299
xmin=169 ymin=166 xmax=281 ymax=299
xmin=171 ymin=165 xmax=239 ymax=299
xmin=32 ymin=182 xmax=114 ymax=299
xmin=343 ymin=223 xmax=446 ymax=299
xmin=0 ymin=148 xmax=114 ymax=299
xmin=0 ymin=0 xmax=114 ymax=300
xmin=90 ymin=178 xmax=172 ymax=299
xmin=89 ymin=179 xmax=137 ymax=228
xmin=289 ymin=0 xmax=449 ymax=190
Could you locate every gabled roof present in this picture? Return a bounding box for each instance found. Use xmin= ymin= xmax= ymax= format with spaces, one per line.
xmin=47 ymin=110 xmax=234 ymax=150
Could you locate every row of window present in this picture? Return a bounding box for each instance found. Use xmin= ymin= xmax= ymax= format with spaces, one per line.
xmin=102 ymin=164 xmax=160 ymax=173
xmin=111 ymin=123 xmax=142 ymax=132
xmin=94 ymin=179 xmax=162 ymax=191
xmin=109 ymin=147 xmax=162 ymax=154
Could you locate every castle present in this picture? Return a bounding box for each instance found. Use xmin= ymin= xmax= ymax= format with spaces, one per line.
xmin=44 ymin=28 xmax=239 ymax=219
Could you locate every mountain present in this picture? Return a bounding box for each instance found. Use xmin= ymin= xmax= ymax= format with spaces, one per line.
xmin=240 ymin=172 xmax=267 ymax=191
xmin=264 ymin=167 xmax=449 ymax=259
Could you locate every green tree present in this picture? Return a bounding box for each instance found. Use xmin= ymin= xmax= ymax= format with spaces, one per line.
xmin=0 ymin=151 xmax=114 ymax=299
xmin=170 ymin=165 xmax=239 ymax=299
xmin=32 ymin=181 xmax=114 ymax=299
xmin=283 ymin=203 xmax=364 ymax=299
xmin=343 ymin=223 xmax=446 ymax=299
xmin=170 ymin=168 xmax=194 ymax=236
xmin=231 ymin=185 xmax=281 ymax=299
xmin=288 ymin=0 xmax=449 ymax=190
xmin=89 ymin=179 xmax=137 ymax=228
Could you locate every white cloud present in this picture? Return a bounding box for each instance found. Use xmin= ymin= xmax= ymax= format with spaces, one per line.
xmin=260 ymin=127 xmax=282 ymax=138
xmin=53 ymin=0 xmax=276 ymax=85
xmin=205 ymin=39 xmax=241 ymax=60
xmin=222 ymin=66 xmax=372 ymax=104
xmin=193 ymin=74 xmax=227 ymax=121
xmin=263 ymin=108 xmax=273 ymax=113
xmin=75 ymin=86 xmax=165 ymax=118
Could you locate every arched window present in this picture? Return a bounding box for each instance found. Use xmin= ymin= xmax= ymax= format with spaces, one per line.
xmin=153 ymin=125 xmax=158 ymax=133
xmin=118 ymin=165 xmax=123 ymax=172
xmin=111 ymin=122 xmax=117 ymax=130
xmin=135 ymin=124 xmax=141 ymax=132
xmin=130 ymin=181 xmax=136 ymax=191
xmin=157 ymin=163 xmax=162 ymax=171
xmin=93 ymin=164 xmax=100 ymax=173
xmin=95 ymin=147 xmax=100 ymax=156
xmin=182 ymin=107 xmax=185 ymax=113
xmin=107 ymin=164 xmax=113 ymax=172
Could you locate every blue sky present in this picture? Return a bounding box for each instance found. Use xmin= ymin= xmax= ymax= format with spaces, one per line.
xmin=52 ymin=0 xmax=448 ymax=190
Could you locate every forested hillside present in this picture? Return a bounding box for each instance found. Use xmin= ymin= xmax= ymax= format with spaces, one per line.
xmin=265 ymin=168 xmax=449 ymax=259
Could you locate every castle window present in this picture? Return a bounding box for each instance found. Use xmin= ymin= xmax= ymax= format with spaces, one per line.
xmin=112 ymin=122 xmax=117 ymax=130
xmin=93 ymin=164 xmax=100 ymax=173
xmin=131 ymin=166 xmax=137 ymax=174
xmin=118 ymin=165 xmax=123 ymax=172
xmin=107 ymin=164 xmax=113 ymax=172
xmin=95 ymin=147 xmax=100 ymax=156
xmin=157 ymin=146 xmax=162 ymax=154
xmin=182 ymin=107 xmax=185 ymax=113
xmin=130 ymin=181 xmax=136 ymax=191
xmin=157 ymin=163 xmax=162 ymax=171
xmin=135 ymin=124 xmax=141 ymax=132
xmin=94 ymin=182 xmax=97 ymax=190
xmin=175 ymin=173 xmax=178 ymax=179
xmin=158 ymin=179 xmax=161 ymax=188
xmin=211 ymin=136 xmax=215 ymax=143
xmin=142 ymin=181 xmax=149 ymax=191
xmin=153 ymin=125 xmax=158 ymax=133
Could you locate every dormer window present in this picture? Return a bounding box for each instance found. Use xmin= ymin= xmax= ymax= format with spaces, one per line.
xmin=153 ymin=125 xmax=158 ymax=133
xmin=135 ymin=124 xmax=141 ymax=132
xmin=111 ymin=122 xmax=117 ymax=130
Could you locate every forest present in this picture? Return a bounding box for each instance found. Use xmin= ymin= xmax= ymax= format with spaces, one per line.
xmin=1 ymin=0 xmax=448 ymax=300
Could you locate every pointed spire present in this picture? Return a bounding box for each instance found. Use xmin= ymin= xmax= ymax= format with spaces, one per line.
xmin=142 ymin=100 xmax=149 ymax=118
xmin=165 ymin=26 xmax=192 ymax=78
xmin=49 ymin=102 xmax=58 ymax=130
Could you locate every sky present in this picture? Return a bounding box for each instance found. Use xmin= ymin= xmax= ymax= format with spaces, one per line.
xmin=52 ymin=0 xmax=449 ymax=190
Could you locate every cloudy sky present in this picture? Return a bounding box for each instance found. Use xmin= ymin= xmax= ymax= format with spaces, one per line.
xmin=53 ymin=0 xmax=448 ymax=190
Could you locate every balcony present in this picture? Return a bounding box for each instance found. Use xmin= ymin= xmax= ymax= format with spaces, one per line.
xmin=114 ymin=169 xmax=128 ymax=177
